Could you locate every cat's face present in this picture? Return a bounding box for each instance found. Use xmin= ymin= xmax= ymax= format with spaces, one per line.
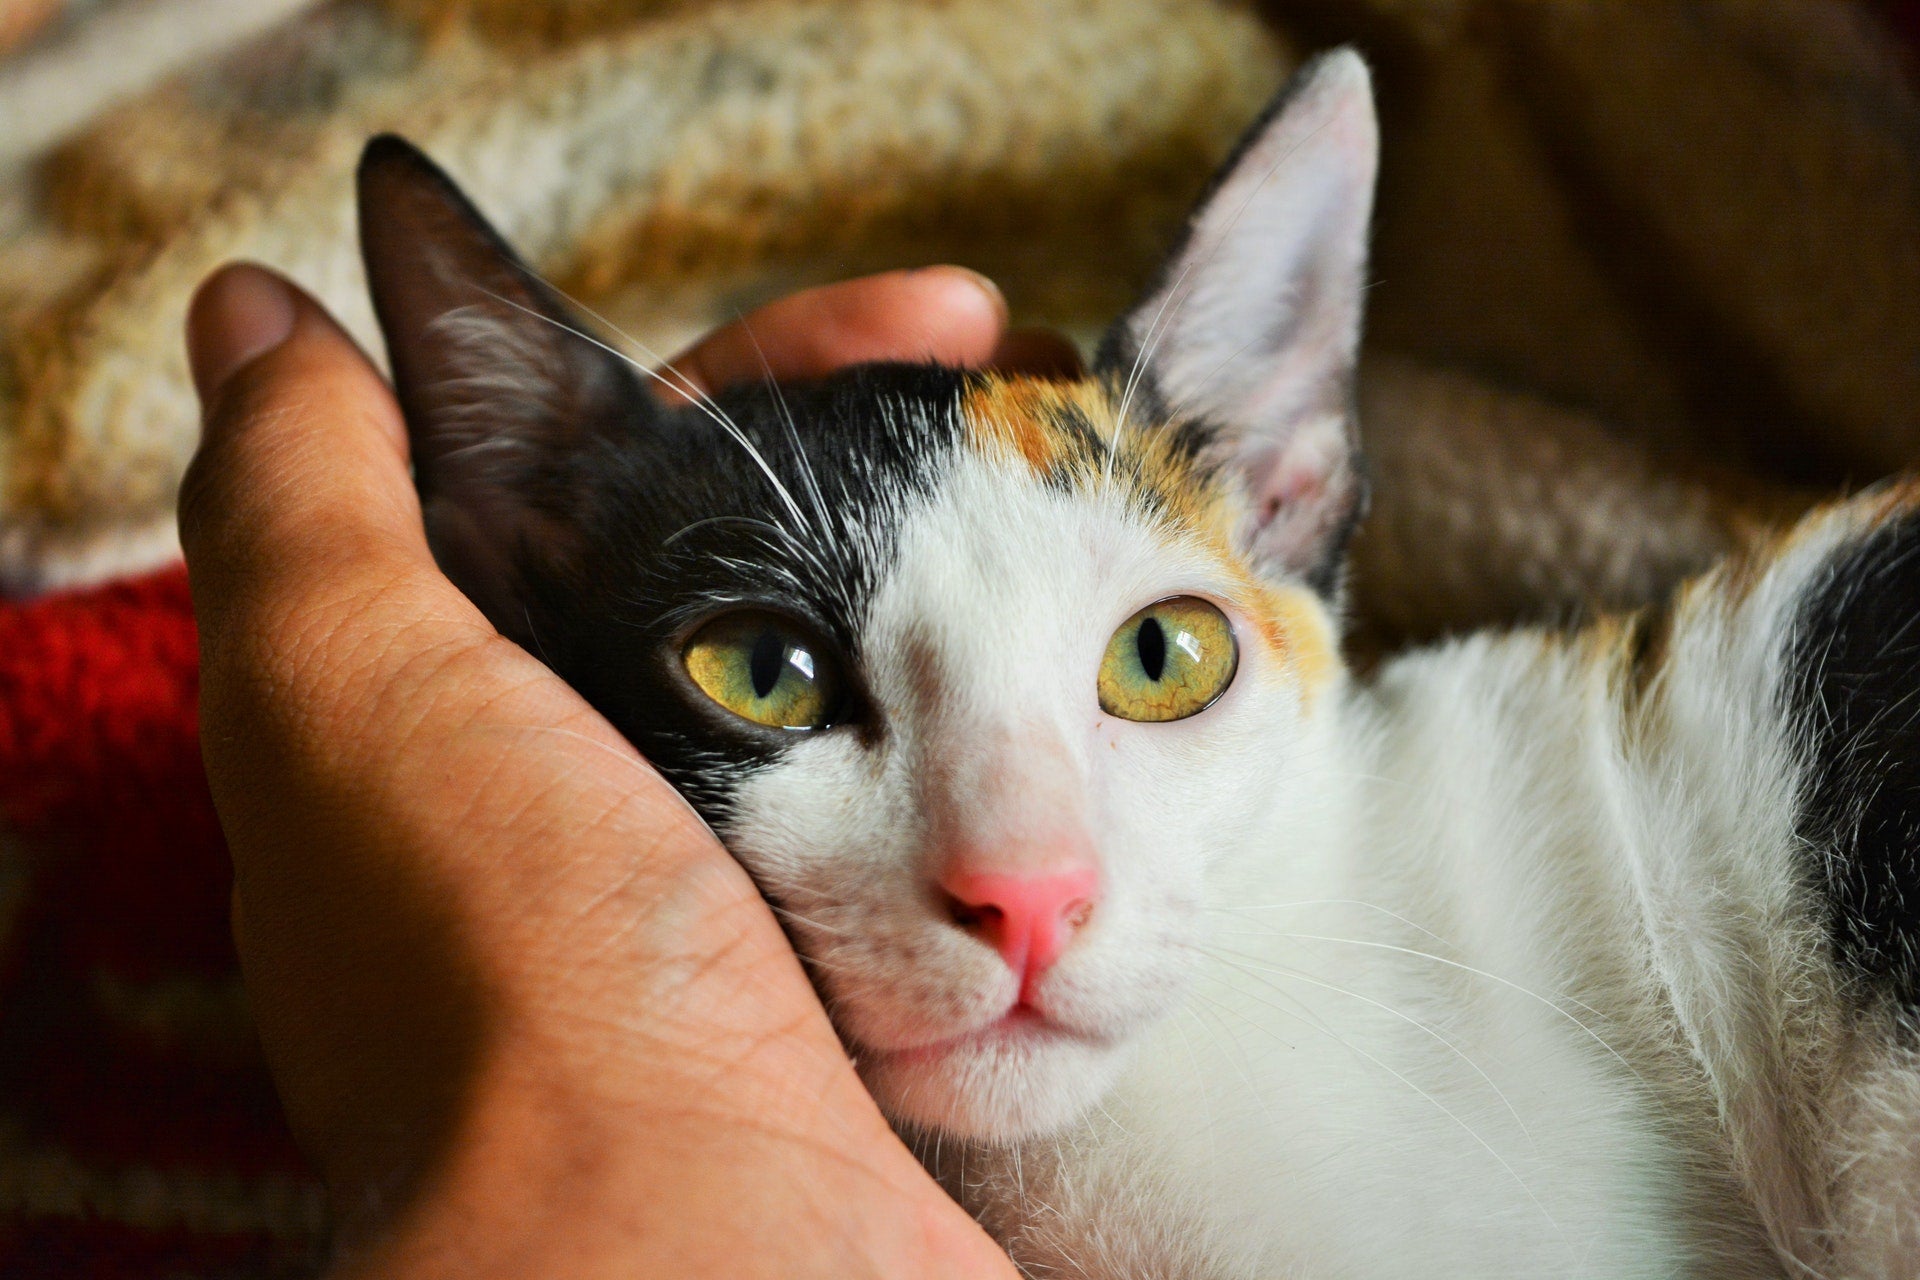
xmin=713 ymin=377 xmax=1346 ymax=1137
xmin=357 ymin=51 xmax=1377 ymax=1142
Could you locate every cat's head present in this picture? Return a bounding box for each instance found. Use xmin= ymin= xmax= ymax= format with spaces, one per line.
xmin=358 ymin=50 xmax=1377 ymax=1143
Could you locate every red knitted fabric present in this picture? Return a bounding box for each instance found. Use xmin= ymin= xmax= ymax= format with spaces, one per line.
xmin=0 ymin=567 xmax=321 ymax=1279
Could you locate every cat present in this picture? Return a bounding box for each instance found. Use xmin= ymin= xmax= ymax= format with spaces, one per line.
xmin=356 ymin=50 xmax=1920 ymax=1280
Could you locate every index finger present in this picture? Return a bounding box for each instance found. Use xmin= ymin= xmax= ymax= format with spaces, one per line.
xmin=663 ymin=266 xmax=1009 ymax=403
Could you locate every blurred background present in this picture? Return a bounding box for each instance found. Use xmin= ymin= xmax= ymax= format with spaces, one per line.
xmin=0 ymin=2 xmax=1918 ymax=1274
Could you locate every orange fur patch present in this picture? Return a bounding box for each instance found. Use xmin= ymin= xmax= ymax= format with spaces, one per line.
xmin=962 ymin=374 xmax=1229 ymax=530
xmin=1244 ymin=581 xmax=1341 ymax=702
xmin=962 ymin=373 xmax=1346 ymax=702
xmin=961 ymin=375 xmax=1114 ymax=473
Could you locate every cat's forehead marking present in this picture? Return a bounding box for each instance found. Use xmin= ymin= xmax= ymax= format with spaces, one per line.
xmin=961 ymin=375 xmax=1112 ymax=475
xmin=1245 ymin=580 xmax=1340 ymax=700
xmin=953 ymin=373 xmax=1342 ymax=702
xmin=960 ymin=374 xmax=1226 ymax=530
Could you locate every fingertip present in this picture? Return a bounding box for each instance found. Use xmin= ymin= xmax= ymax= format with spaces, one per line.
xmin=667 ymin=266 xmax=1014 ymax=395
xmin=880 ymin=265 xmax=1006 ymax=366
xmin=188 ymin=263 xmax=299 ymax=409
xmin=916 ymin=265 xmax=1007 ymax=334
xmin=187 ymin=262 xmax=409 ymax=463
xmin=178 ymin=258 xmax=427 ymax=622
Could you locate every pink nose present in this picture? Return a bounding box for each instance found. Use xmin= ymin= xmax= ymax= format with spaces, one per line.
xmin=941 ymin=864 xmax=1100 ymax=997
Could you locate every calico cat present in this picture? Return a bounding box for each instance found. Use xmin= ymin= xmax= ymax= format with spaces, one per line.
xmin=356 ymin=50 xmax=1920 ymax=1280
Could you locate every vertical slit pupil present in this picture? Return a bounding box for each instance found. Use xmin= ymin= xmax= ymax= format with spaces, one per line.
xmin=749 ymin=628 xmax=787 ymax=698
xmin=1137 ymin=616 xmax=1167 ymax=682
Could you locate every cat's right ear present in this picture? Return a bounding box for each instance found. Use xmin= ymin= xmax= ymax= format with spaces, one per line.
xmin=357 ymin=134 xmax=648 ymax=646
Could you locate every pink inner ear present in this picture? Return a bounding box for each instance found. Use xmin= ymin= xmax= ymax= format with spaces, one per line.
xmin=1230 ymin=409 xmax=1355 ymax=575
xmin=1097 ymin=50 xmax=1375 ymax=582
xmin=1257 ymin=461 xmax=1329 ymax=525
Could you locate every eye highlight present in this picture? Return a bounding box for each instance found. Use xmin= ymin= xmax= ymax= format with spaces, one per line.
xmin=683 ymin=611 xmax=844 ymax=730
xmin=1098 ymin=597 xmax=1238 ymax=722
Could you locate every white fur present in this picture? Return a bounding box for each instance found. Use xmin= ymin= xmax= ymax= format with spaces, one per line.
xmin=711 ymin=451 xmax=1920 ymax=1276
xmin=708 ymin=51 xmax=1920 ymax=1275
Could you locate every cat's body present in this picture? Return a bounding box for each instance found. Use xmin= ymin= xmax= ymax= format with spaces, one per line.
xmin=355 ymin=51 xmax=1920 ymax=1278
xmin=783 ymin=401 xmax=1911 ymax=1279
xmin=935 ymin=508 xmax=1899 ymax=1277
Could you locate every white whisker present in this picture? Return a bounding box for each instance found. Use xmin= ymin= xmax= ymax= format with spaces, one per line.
xmin=477 ymin=286 xmax=816 ymax=538
xmin=1207 ymin=923 xmax=1665 ymax=1108
xmin=738 ymin=313 xmax=836 ymax=540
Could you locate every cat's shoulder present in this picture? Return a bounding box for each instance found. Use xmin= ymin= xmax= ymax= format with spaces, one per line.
xmin=1739 ymin=480 xmax=1920 ymax=1280
xmin=1491 ymin=478 xmax=1920 ymax=1019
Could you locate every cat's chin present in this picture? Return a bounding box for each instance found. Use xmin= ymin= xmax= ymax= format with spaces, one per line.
xmin=858 ymin=1014 xmax=1128 ymax=1143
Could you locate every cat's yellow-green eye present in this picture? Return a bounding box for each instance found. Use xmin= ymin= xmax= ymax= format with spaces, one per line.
xmin=683 ymin=611 xmax=844 ymax=730
xmin=1098 ymin=597 xmax=1238 ymax=722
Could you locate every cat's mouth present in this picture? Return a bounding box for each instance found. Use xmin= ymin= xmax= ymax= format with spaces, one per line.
xmin=880 ymin=1004 xmax=1096 ymax=1066
xmin=855 ymin=998 xmax=1134 ymax=1141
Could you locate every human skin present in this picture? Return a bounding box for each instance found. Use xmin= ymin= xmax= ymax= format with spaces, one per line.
xmin=180 ymin=262 xmax=1074 ymax=1278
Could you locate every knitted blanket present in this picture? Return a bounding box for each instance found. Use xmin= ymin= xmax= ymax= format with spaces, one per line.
xmin=1 ymin=1 xmax=1917 ymax=1274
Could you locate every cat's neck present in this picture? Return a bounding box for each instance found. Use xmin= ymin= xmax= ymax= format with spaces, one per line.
xmin=1327 ymin=604 xmax=1806 ymax=1021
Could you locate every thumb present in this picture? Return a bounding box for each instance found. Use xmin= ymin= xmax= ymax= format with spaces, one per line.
xmin=185 ymin=259 xmax=301 ymax=401
xmin=178 ymin=263 xmax=489 ymax=701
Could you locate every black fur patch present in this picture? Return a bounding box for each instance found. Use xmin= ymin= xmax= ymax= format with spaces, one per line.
xmin=359 ymin=134 xmax=971 ymax=827
xmin=1789 ymin=511 xmax=1920 ymax=1010
xmin=520 ymin=363 xmax=967 ymax=822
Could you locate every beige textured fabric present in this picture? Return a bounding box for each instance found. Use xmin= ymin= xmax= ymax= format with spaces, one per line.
xmin=2 ymin=0 xmax=1915 ymax=656
xmin=0 ymin=0 xmax=320 ymax=167
xmin=0 ymin=0 xmax=1287 ymax=589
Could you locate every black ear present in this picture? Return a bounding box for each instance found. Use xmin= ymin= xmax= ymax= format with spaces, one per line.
xmin=358 ymin=134 xmax=650 ymax=645
xmin=1097 ymin=50 xmax=1378 ymax=590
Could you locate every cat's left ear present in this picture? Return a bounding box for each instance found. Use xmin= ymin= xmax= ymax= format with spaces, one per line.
xmin=1096 ymin=50 xmax=1377 ymax=592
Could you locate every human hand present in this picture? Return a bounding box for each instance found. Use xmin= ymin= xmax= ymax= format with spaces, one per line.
xmin=180 ymin=263 xmax=1067 ymax=1279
